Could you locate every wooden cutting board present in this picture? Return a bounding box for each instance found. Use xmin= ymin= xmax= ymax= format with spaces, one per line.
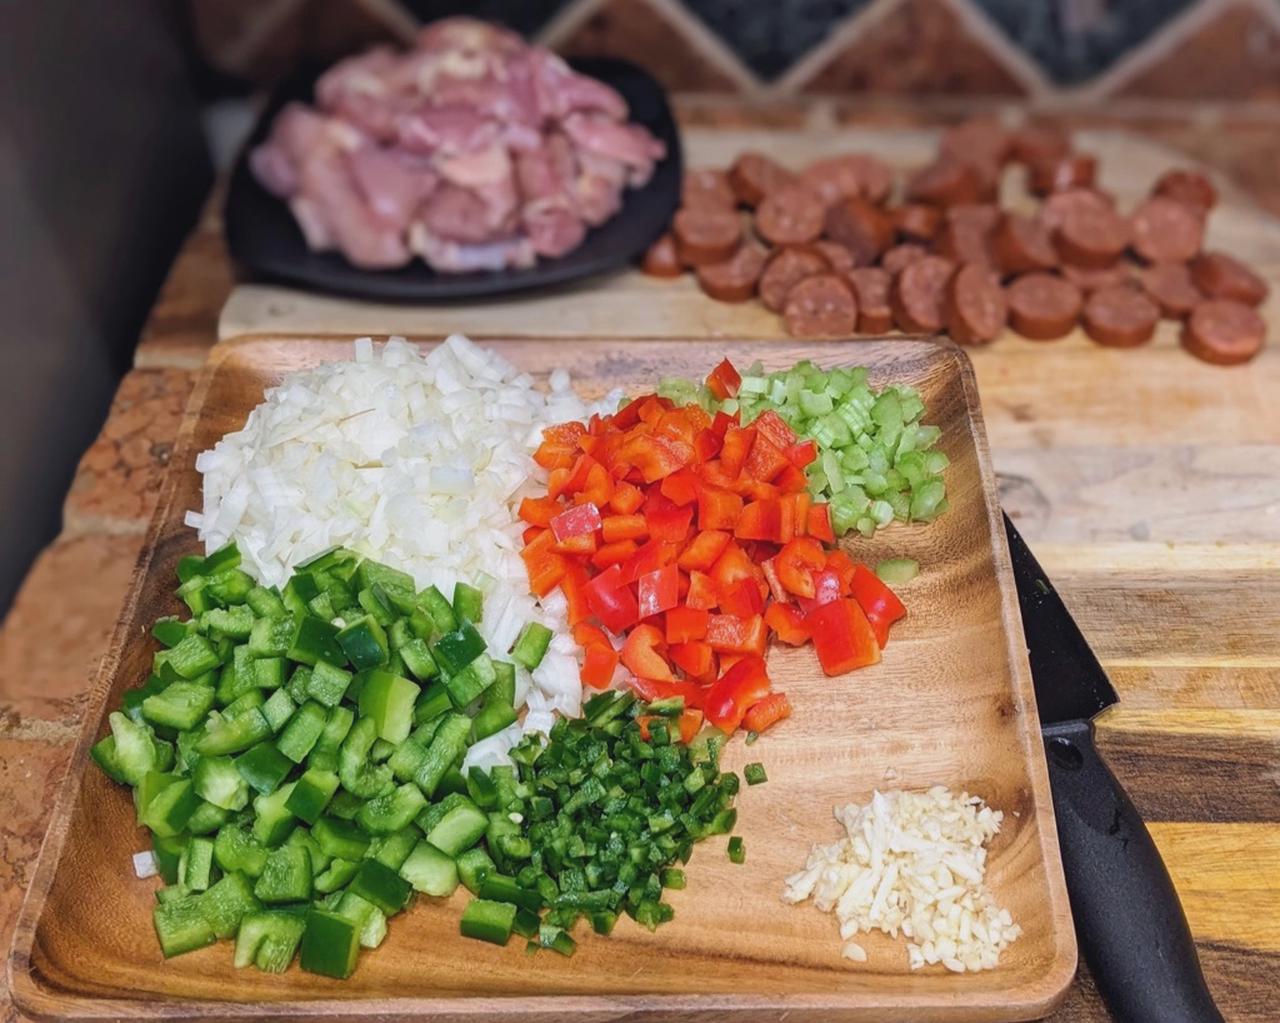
xmin=11 ymin=337 xmax=1075 ymax=1022
xmin=217 ymin=128 xmax=1280 ymax=344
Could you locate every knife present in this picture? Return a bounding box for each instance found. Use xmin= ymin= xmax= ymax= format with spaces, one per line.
xmin=1003 ymin=514 xmax=1223 ymax=1023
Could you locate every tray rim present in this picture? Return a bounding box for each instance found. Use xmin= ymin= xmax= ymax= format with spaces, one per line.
xmin=9 ymin=333 xmax=1077 ymax=1022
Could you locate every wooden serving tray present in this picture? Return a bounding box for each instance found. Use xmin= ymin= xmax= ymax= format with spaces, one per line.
xmin=10 ymin=336 xmax=1075 ymax=1022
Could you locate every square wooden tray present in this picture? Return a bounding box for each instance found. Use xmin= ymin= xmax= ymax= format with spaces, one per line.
xmin=10 ymin=336 xmax=1076 ymax=1022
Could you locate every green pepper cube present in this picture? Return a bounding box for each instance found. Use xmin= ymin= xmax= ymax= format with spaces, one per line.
xmin=431 ymin=621 xmax=485 ymax=676
xmin=305 ymin=660 xmax=352 ymax=709
xmin=312 ymin=816 xmax=370 ymax=861
xmin=234 ymin=910 xmax=306 ymax=972
xmin=139 ymin=775 xmax=201 ymax=838
xmin=251 ymin=782 xmax=298 ymax=847
xmin=107 ymin=711 xmax=159 ymax=785
xmin=153 ymin=896 xmax=217 ymax=958
xmin=285 ymin=768 xmax=339 ymax=825
xmin=299 ymin=908 xmax=361 ymax=980
xmin=510 ymin=621 xmax=552 ymax=671
xmin=254 ymin=844 xmax=313 ymax=904
xmin=337 ymin=615 xmax=390 ymax=670
xmin=398 ymin=638 xmax=438 ymax=681
xmin=452 ymin=582 xmax=484 ymax=623
xmin=197 ymin=871 xmax=260 ymax=939
xmin=193 ymin=755 xmax=249 ymax=811
xmin=743 ymin=762 xmax=768 ymax=786
xmin=196 ymin=708 xmax=271 ymax=757
xmin=167 ymin=633 xmax=222 ymax=680
xmin=455 ymin=847 xmax=495 ymax=896
xmin=459 ymin=899 xmax=515 ymax=946
xmin=348 ymin=858 xmax=412 ymax=915
xmin=288 ymin=615 xmax=345 ymax=667
xmin=214 ymin=825 xmax=269 ymax=879
xmin=727 ymin=836 xmax=745 ymax=864
xmin=261 ymin=687 xmax=296 ymax=733
xmin=141 ymin=681 xmax=215 ymax=732
xmin=357 ymin=670 xmax=420 ymax=744
xmin=399 ymin=841 xmax=458 ymax=897
xmin=277 ymin=701 xmax=328 ymax=763
xmin=314 ymin=857 xmax=360 ymax=894
xmin=234 ymin=741 xmax=293 ymax=795
xmin=356 ymin=782 xmax=427 ymax=836
xmin=248 ymin=615 xmax=293 ymax=658
xmin=282 ymin=573 xmax=320 ymax=618
xmin=179 ymin=836 xmax=216 ymax=892
xmin=425 ymin=796 xmax=488 ymax=857
xmin=417 ymin=585 xmax=457 ymax=635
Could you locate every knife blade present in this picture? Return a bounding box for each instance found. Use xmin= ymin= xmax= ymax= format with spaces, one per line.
xmin=1003 ymin=514 xmax=1223 ymax=1023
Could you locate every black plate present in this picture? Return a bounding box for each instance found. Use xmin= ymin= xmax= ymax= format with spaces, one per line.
xmin=224 ymin=57 xmax=682 ymax=302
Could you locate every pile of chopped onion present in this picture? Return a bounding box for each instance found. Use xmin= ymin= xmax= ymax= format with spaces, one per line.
xmin=188 ymin=335 xmax=619 ymax=751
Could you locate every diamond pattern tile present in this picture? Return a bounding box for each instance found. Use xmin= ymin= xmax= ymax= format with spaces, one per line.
xmin=399 ymin=0 xmax=575 ymax=38
xmin=972 ymin=0 xmax=1200 ymax=85
xmin=683 ymin=0 xmax=871 ymax=80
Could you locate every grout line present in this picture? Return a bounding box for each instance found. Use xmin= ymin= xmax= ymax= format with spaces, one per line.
xmin=1072 ymin=0 xmax=1237 ymax=103
xmin=774 ymin=0 xmax=905 ymax=95
xmin=941 ymin=0 xmax=1054 ymax=98
xmin=640 ymin=0 xmax=763 ymax=93
xmin=535 ymin=0 xmax=610 ymax=48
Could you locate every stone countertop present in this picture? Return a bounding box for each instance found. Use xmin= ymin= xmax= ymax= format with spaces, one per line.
xmin=3 ymin=103 xmax=1279 ymax=1020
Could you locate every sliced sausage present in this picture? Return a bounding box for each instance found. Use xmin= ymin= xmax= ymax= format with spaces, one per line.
xmin=1006 ymin=272 xmax=1083 ymax=340
xmin=641 ymin=232 xmax=683 ymax=277
xmin=1189 ymin=251 xmax=1269 ymax=306
xmin=756 ymin=185 xmax=826 ymax=246
xmin=824 ymin=196 xmax=894 ymax=265
xmin=728 ymin=152 xmax=796 ymax=208
xmin=890 ymin=255 xmax=956 ymax=333
xmin=1060 ymin=261 xmax=1136 ymax=294
xmin=1181 ymin=299 xmax=1266 ymax=365
xmin=1081 ymin=285 xmax=1160 ymax=347
xmin=1054 ymin=201 xmax=1131 ymax=268
xmin=945 ymin=264 xmax=1008 ymax=345
xmin=801 ymin=154 xmax=894 ymax=206
xmin=673 ymin=206 xmax=742 ymax=267
xmin=881 ymin=243 xmax=930 ymax=276
xmin=847 ymin=267 xmax=893 ymax=333
xmin=1130 ymin=196 xmax=1204 ymax=264
xmin=1028 ymin=153 xmax=1097 ymax=196
xmin=683 ymin=168 xmax=737 ymax=211
xmin=1139 ymin=262 xmax=1203 ymax=319
xmin=1010 ymin=123 xmax=1071 ymax=168
xmin=696 ymin=242 xmax=769 ymax=303
xmin=1154 ymin=169 xmax=1217 ymax=214
xmin=1039 ymin=188 xmax=1114 ymax=234
xmin=814 ymin=240 xmax=856 ymax=274
xmin=893 ymin=203 xmax=943 ymax=242
xmin=759 ymin=246 xmax=830 ymax=312
xmin=935 ymin=204 xmax=999 ymax=268
xmin=992 ymin=213 xmax=1058 ymax=275
xmin=783 ymin=274 xmax=858 ymax=337
xmin=906 ymin=159 xmax=981 ymax=207
xmin=941 ymin=116 xmax=1013 ymax=168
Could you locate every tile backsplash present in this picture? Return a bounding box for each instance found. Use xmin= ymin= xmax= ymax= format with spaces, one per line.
xmin=188 ymin=0 xmax=1280 ymax=102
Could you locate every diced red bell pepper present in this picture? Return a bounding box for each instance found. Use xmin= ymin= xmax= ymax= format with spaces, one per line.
xmin=764 ymin=602 xmax=810 ymax=645
xmin=677 ymin=529 xmax=731 ymax=572
xmin=774 ymin=463 xmax=810 ymax=494
xmin=591 ymin=539 xmax=637 ymax=569
xmin=785 ymin=439 xmax=818 ymax=469
xmin=621 ymin=623 xmax=675 ymax=682
xmin=585 ymin=565 xmax=640 ymax=634
xmin=718 ymin=578 xmax=765 ymax=619
xmin=686 ymin=570 xmax=719 ymax=611
xmin=665 ymin=605 xmax=710 ymax=644
xmin=554 ymin=531 xmax=598 ymax=556
xmin=697 ymin=487 xmax=743 ymax=531
xmin=522 ymin=529 xmax=566 ymax=597
xmin=580 ymin=643 xmax=619 ymax=689
xmin=705 ymin=613 xmax=768 ymax=656
xmin=693 ymin=428 xmax=722 ymax=462
xmin=709 ymin=540 xmax=758 ymax=591
xmin=704 ymin=655 xmax=772 ymax=734
xmin=518 ymin=496 xmax=561 ymax=527
xmin=807 ymin=503 xmax=835 ymax=542
xmin=572 ymin=622 xmax=612 ymax=650
xmin=705 ymin=358 xmax=742 ymax=400
xmin=609 ymin=481 xmax=644 ymax=514
xmin=775 ymin=538 xmax=827 ymax=599
xmin=742 ymin=692 xmax=792 ymax=734
xmin=578 ymin=460 xmax=614 ymax=507
xmin=547 ymin=466 xmax=572 ymax=500
xmin=825 ymin=550 xmax=858 ymax=593
xmin=669 ymin=640 xmax=715 ymax=680
xmin=710 ymin=409 xmax=737 ymax=438
xmin=602 ymin=514 xmax=647 ymax=543
xmin=559 ymin=561 xmax=593 ymax=625
xmin=638 ymin=708 xmax=703 ymax=744
xmin=719 ymin=427 xmax=755 ymax=478
xmin=805 ymin=599 xmax=881 ymax=675
xmin=760 ymin=558 xmax=788 ymax=604
xmin=787 ymin=493 xmax=811 ymax=539
xmin=611 ymin=396 xmax=645 ymax=430
xmin=660 ymin=468 xmax=701 ymax=507
xmin=736 ymin=498 xmax=784 ymax=542
xmin=637 ymin=563 xmax=680 ymax=618
xmin=629 ymin=677 xmax=706 ymax=710
xmin=644 ymin=494 xmax=694 ymax=543
xmin=742 ymin=433 xmax=790 ymax=483
xmin=620 ymin=538 xmax=678 ymax=586
xmin=559 ymin=454 xmax=599 ymax=497
xmin=617 ymin=432 xmax=693 ymax=483
xmin=849 ymin=563 xmax=907 ymax=648
xmin=522 ymin=524 xmax=544 ymax=546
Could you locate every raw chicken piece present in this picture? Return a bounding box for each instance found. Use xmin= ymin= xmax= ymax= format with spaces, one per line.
xmin=249 ymin=16 xmax=665 ymax=273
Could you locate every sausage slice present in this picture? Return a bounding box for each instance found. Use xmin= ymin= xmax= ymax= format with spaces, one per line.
xmin=890 ymin=255 xmax=956 ymax=333
xmin=673 ymin=206 xmax=742 ymax=266
xmin=728 ymin=152 xmax=796 ymax=208
xmin=935 ymin=204 xmax=998 ymax=268
xmin=906 ymin=159 xmax=981 ymax=207
xmin=759 ymin=246 xmax=829 ymax=312
xmin=1055 ymin=202 xmax=1131 ymax=268
xmin=696 ymin=242 xmax=769 ymax=303
xmin=682 ymin=169 xmax=737 ymax=211
xmin=801 ymin=154 xmax=894 ymax=206
xmin=992 ymin=213 xmax=1058 ymax=275
xmin=945 ymin=264 xmax=1008 ymax=345
xmin=892 ymin=203 xmax=942 ymax=242
xmin=783 ymin=274 xmax=858 ymax=337
xmin=1181 ymin=299 xmax=1266 ymax=365
xmin=1010 ymin=123 xmax=1071 ymax=168
xmin=1130 ymin=196 xmax=1204 ymax=264
xmin=1039 ymin=188 xmax=1113 ymax=234
xmin=1060 ymin=262 xmax=1136 ymax=294
xmin=641 ymin=232 xmax=683 ymax=277
xmin=1189 ymin=252 xmax=1269 ymax=306
xmin=756 ymin=185 xmax=826 ymax=246
xmin=848 ymin=267 xmax=894 ymax=333
xmin=1139 ymin=263 xmax=1202 ymax=319
xmin=881 ymin=243 xmax=929 ymax=276
xmin=824 ymin=196 xmax=894 ymax=265
xmin=814 ymin=240 xmax=856 ymax=274
xmin=1006 ymin=272 xmax=1083 ymax=340
xmin=1028 ymin=153 xmax=1097 ymax=196
xmin=1082 ymin=285 xmax=1160 ymax=347
xmin=1154 ymin=169 xmax=1217 ymax=214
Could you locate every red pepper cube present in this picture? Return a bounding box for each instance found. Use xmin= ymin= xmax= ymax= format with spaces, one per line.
xmin=550 ymin=501 xmax=602 ymax=543
xmin=636 ymin=564 xmax=680 ymax=619
xmin=704 ymin=654 xmax=771 ymax=733
xmin=706 ymin=358 xmax=743 ymax=400
xmin=752 ymin=409 xmax=798 ymax=450
xmin=804 ymin=599 xmax=881 ymax=675
xmin=665 ymin=605 xmax=710 ymax=644
xmin=584 ymin=565 xmax=640 ymax=635
xmin=697 ymin=487 xmax=743 ymax=532
xmin=580 ymin=644 xmax=620 ymax=689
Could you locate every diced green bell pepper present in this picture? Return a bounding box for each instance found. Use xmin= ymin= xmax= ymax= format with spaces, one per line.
xmin=193 ymin=754 xmax=249 ymax=811
xmin=299 ymin=908 xmax=361 ymax=979
xmin=357 ymin=670 xmax=420 ymax=744
xmin=312 ymin=816 xmax=370 ymax=861
xmin=198 ymin=870 xmax=261 ymax=939
xmin=153 ymin=895 xmax=217 ymax=958
xmin=399 ymin=841 xmax=458 ymax=897
xmin=287 ymin=616 xmax=344 ymax=666
xmin=142 ymin=681 xmax=215 ymax=732
xmin=254 ymin=844 xmax=313 ymax=904
xmin=234 ymin=910 xmax=306 ymax=972
xmin=234 ymin=741 xmax=293 ymax=795
xmin=337 ymin=615 xmax=389 ymax=670
xmin=459 ymin=899 xmax=515 ymax=946
xmin=277 ymin=700 xmax=328 ymax=763
xmin=347 ymin=858 xmax=412 ymax=915
xmin=355 ymin=782 xmax=426 ymax=835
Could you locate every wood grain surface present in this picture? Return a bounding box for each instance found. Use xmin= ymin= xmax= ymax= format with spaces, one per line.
xmin=9 ymin=337 xmax=1076 ymax=1022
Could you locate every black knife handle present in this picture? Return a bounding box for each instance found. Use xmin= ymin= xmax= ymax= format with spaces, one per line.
xmin=1043 ymin=720 xmax=1223 ymax=1023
